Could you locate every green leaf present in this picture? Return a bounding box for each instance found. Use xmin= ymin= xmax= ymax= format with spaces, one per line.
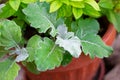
xmin=83 ymin=4 xmax=101 ymax=17
xmin=23 ymin=2 xmax=57 ymax=37
xmin=9 ymin=0 xmax=20 ymax=11
xmin=61 ymin=0 xmax=69 ymax=5
xmin=73 ymin=18 xmax=100 ymax=38
xmin=107 ymin=11 xmax=120 ymax=32
xmin=50 ymin=0 xmax=62 ymax=13
xmin=57 ymin=4 xmax=72 ymax=18
xmin=74 ymin=18 xmax=113 ymax=58
xmin=70 ymin=0 xmax=83 ymax=1
xmin=0 ymin=20 xmax=22 ymax=49
xmin=70 ymin=1 xmax=85 ymax=8
xmin=0 ymin=59 xmax=20 ymax=80
xmin=61 ymin=51 xmax=72 ymax=66
xmin=35 ymin=37 xmax=63 ymax=71
xmin=27 ymin=35 xmax=41 ymax=62
xmin=27 ymin=35 xmax=64 ymax=71
xmin=0 ymin=46 xmax=9 ymax=58
xmin=72 ymin=7 xmax=83 ymax=19
xmin=21 ymin=0 xmax=36 ymax=4
xmin=84 ymin=0 xmax=100 ymax=11
xmin=81 ymin=34 xmax=113 ymax=58
xmin=0 ymin=3 xmax=16 ymax=18
xmin=55 ymin=25 xmax=82 ymax=58
xmin=22 ymin=62 xmax=39 ymax=74
xmin=98 ymin=0 xmax=114 ymax=9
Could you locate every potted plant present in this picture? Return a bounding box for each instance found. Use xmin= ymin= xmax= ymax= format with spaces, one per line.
xmin=0 ymin=0 xmax=119 ymax=80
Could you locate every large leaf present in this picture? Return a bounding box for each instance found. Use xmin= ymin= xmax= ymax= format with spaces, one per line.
xmin=23 ymin=2 xmax=58 ymax=37
xmin=0 ymin=3 xmax=16 ymax=18
xmin=27 ymin=35 xmax=63 ymax=71
xmin=0 ymin=20 xmax=22 ymax=49
xmin=74 ymin=18 xmax=113 ymax=58
xmin=0 ymin=59 xmax=20 ymax=80
xmin=81 ymin=34 xmax=113 ymax=58
xmin=72 ymin=18 xmax=100 ymax=38
xmin=55 ymin=25 xmax=82 ymax=58
xmin=27 ymin=35 xmax=42 ymax=62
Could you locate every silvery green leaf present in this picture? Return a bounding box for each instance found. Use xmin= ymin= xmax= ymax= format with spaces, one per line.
xmin=56 ymin=25 xmax=82 ymax=58
xmin=23 ymin=2 xmax=58 ymax=37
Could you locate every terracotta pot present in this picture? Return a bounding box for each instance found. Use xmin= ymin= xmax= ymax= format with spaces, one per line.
xmin=24 ymin=24 xmax=116 ymax=80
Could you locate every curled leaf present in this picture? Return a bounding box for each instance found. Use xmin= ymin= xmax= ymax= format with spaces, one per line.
xmin=55 ymin=25 xmax=82 ymax=58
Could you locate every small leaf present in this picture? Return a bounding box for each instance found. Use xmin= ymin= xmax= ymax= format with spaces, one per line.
xmin=98 ymin=0 xmax=114 ymax=9
xmin=55 ymin=25 xmax=82 ymax=58
xmin=57 ymin=4 xmax=72 ymax=18
xmin=70 ymin=1 xmax=85 ymax=8
xmin=0 ymin=20 xmax=22 ymax=49
xmin=83 ymin=4 xmax=101 ymax=17
xmin=0 ymin=59 xmax=20 ymax=80
xmin=0 ymin=3 xmax=16 ymax=18
xmin=9 ymin=0 xmax=20 ymax=11
xmin=72 ymin=7 xmax=83 ymax=19
xmin=61 ymin=51 xmax=72 ymax=66
xmin=23 ymin=2 xmax=58 ymax=37
xmin=50 ymin=0 xmax=62 ymax=13
xmin=22 ymin=62 xmax=39 ymax=74
xmin=84 ymin=0 xmax=100 ymax=11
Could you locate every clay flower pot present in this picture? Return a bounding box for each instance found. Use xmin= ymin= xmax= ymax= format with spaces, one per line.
xmin=23 ymin=24 xmax=116 ymax=80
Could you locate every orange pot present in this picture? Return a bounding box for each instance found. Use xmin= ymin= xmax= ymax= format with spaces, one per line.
xmin=25 ymin=24 xmax=116 ymax=80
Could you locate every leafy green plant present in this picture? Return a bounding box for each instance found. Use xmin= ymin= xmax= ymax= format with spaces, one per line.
xmin=0 ymin=0 xmax=120 ymax=80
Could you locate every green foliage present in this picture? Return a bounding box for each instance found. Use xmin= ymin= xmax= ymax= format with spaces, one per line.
xmin=0 ymin=20 xmax=22 ymax=49
xmin=23 ymin=2 xmax=58 ymax=37
xmin=9 ymin=0 xmax=21 ymax=11
xmin=41 ymin=0 xmax=101 ymax=19
xmin=0 ymin=3 xmax=16 ymax=18
xmin=0 ymin=0 xmax=119 ymax=79
xmin=27 ymin=35 xmax=64 ymax=71
xmin=0 ymin=59 xmax=20 ymax=80
xmin=72 ymin=18 xmax=113 ymax=58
